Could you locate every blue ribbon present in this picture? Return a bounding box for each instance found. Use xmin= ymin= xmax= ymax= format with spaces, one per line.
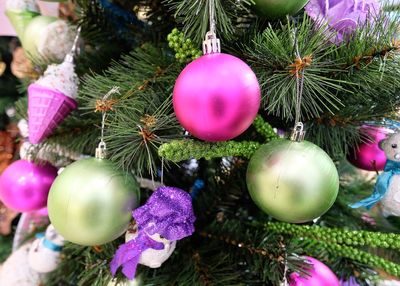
xmin=35 ymin=232 xmax=63 ymax=252
xmin=350 ymin=160 xmax=400 ymax=209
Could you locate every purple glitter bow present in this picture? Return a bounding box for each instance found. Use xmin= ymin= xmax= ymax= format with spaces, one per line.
xmin=110 ymin=232 xmax=164 ymax=279
xmin=110 ymin=186 xmax=196 ymax=279
xmin=305 ymin=0 xmax=380 ymax=44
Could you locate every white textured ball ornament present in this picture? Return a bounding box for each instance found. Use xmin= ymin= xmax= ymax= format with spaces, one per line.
xmin=125 ymin=228 xmax=176 ymax=268
xmin=23 ymin=16 xmax=76 ymax=61
xmin=28 ymin=224 xmax=65 ymax=273
xmin=0 ymin=244 xmax=45 ymax=286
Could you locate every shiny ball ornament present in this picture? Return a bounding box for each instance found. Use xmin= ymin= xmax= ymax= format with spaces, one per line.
xmin=0 ymin=160 xmax=57 ymax=212
xmin=290 ymin=257 xmax=339 ymax=286
xmin=253 ymin=0 xmax=310 ymax=19
xmin=347 ymin=125 xmax=392 ymax=171
xmin=173 ymin=53 xmax=261 ymax=141
xmin=48 ymin=158 xmax=140 ymax=246
xmin=246 ymin=139 xmax=339 ymax=223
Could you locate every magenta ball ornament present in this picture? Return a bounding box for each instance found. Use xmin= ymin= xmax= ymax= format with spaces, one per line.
xmin=0 ymin=160 xmax=57 ymax=212
xmin=173 ymin=53 xmax=261 ymax=142
xmin=347 ymin=125 xmax=392 ymax=171
xmin=290 ymin=257 xmax=339 ymax=286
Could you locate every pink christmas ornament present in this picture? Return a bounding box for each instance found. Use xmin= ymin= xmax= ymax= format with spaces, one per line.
xmin=0 ymin=160 xmax=57 ymax=212
xmin=173 ymin=53 xmax=261 ymax=142
xmin=290 ymin=257 xmax=339 ymax=286
xmin=347 ymin=125 xmax=392 ymax=171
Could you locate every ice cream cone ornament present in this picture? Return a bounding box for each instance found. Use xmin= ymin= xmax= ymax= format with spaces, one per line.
xmin=5 ymin=0 xmax=76 ymax=61
xmin=28 ymin=27 xmax=81 ymax=145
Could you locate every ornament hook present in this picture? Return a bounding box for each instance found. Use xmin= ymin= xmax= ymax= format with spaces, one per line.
xmin=203 ymin=0 xmax=221 ymax=54
xmin=95 ymin=87 xmax=121 ymax=159
xmin=65 ymin=26 xmax=82 ymax=64
xmin=291 ymin=27 xmax=306 ymax=142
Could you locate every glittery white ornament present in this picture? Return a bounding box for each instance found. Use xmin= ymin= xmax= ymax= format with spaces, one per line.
xmin=125 ymin=228 xmax=176 ymax=268
xmin=0 ymin=243 xmax=45 ymax=286
xmin=378 ymin=132 xmax=400 ymax=217
xmin=28 ymin=225 xmax=65 ymax=273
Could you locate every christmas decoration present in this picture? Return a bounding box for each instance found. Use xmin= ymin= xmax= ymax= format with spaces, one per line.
xmin=124 ymin=224 xmax=177 ymax=268
xmin=12 ymin=210 xmax=49 ymax=251
xmin=289 ymin=257 xmax=339 ymax=286
xmin=28 ymin=224 xmax=65 ymax=273
xmin=246 ymin=137 xmax=339 ymax=223
xmin=111 ymin=186 xmax=195 ymax=279
xmin=347 ymin=125 xmax=392 ymax=171
xmin=0 ymin=159 xmax=58 ymax=212
xmin=0 ymin=243 xmax=45 ymax=286
xmin=48 ymin=88 xmax=140 ymax=246
xmin=350 ymin=131 xmax=400 ymax=217
xmin=47 ymin=157 xmax=140 ymax=246
xmin=5 ymin=0 xmax=40 ymax=38
xmin=253 ymin=0 xmax=310 ymax=19
xmin=172 ymin=1 xmax=260 ymax=141
xmin=5 ymin=0 xmax=75 ymax=61
xmin=305 ymin=0 xmax=380 ymax=44
xmin=28 ymin=29 xmax=80 ymax=144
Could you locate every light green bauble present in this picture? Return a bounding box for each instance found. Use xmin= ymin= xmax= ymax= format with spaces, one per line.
xmin=48 ymin=158 xmax=140 ymax=246
xmin=253 ymin=0 xmax=310 ymax=19
xmin=246 ymin=139 xmax=339 ymax=223
xmin=22 ymin=15 xmax=57 ymax=58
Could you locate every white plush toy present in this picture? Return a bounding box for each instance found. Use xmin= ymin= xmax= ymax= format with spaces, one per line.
xmin=0 ymin=243 xmax=45 ymax=286
xmin=28 ymin=224 xmax=65 ymax=273
xmin=351 ymin=131 xmax=400 ymax=217
xmin=125 ymin=226 xmax=176 ymax=269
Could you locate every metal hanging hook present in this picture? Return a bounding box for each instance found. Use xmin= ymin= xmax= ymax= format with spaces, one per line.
xmin=95 ymin=86 xmax=120 ymax=159
xmin=65 ymin=26 xmax=82 ymax=64
xmin=290 ymin=27 xmax=306 ymax=142
xmin=203 ymin=0 xmax=221 ymax=55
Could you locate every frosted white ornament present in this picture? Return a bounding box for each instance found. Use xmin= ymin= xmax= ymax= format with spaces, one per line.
xmin=125 ymin=228 xmax=176 ymax=268
xmin=378 ymin=132 xmax=400 ymax=217
xmin=0 ymin=243 xmax=45 ymax=286
xmin=28 ymin=224 xmax=65 ymax=273
xmin=18 ymin=119 xmax=29 ymax=138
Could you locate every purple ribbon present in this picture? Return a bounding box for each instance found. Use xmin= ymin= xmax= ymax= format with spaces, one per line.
xmin=110 ymin=232 xmax=164 ymax=279
xmin=110 ymin=186 xmax=196 ymax=279
xmin=305 ymin=0 xmax=380 ymax=44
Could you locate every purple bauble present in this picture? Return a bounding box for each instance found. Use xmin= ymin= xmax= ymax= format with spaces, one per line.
xmin=290 ymin=257 xmax=339 ymax=286
xmin=173 ymin=53 xmax=261 ymax=142
xmin=0 ymin=160 xmax=57 ymax=212
xmin=347 ymin=125 xmax=392 ymax=171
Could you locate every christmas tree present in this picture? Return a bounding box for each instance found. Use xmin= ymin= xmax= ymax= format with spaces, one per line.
xmin=1 ymin=0 xmax=400 ymax=285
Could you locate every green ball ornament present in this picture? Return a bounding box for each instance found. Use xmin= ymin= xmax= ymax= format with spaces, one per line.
xmin=48 ymin=158 xmax=140 ymax=246
xmin=253 ymin=0 xmax=310 ymax=19
xmin=246 ymin=139 xmax=339 ymax=223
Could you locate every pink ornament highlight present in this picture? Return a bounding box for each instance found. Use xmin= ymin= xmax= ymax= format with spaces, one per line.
xmin=290 ymin=257 xmax=339 ymax=286
xmin=173 ymin=53 xmax=261 ymax=142
xmin=0 ymin=160 xmax=58 ymax=212
xmin=347 ymin=125 xmax=392 ymax=171
xmin=28 ymin=83 xmax=77 ymax=144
